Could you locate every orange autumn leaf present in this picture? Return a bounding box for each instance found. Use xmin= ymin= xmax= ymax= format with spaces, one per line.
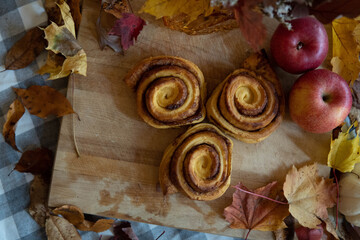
xmin=283 ymin=164 xmax=337 ymax=229
xmin=15 ymin=148 xmax=54 ymax=176
xmin=53 ymin=205 xmax=84 ymax=226
xmin=224 ymin=181 xmax=289 ymax=233
xmin=2 ymin=99 xmax=25 ymax=151
xmin=53 ymin=205 xmax=115 ymax=233
xmin=13 ymin=85 xmax=75 ymax=118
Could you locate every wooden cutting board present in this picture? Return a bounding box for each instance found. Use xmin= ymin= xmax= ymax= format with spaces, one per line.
xmin=48 ymin=0 xmax=331 ymax=238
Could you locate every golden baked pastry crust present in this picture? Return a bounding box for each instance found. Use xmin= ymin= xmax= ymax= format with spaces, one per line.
xmin=124 ymin=56 xmax=206 ymax=128
xmin=159 ymin=123 xmax=233 ymax=201
xmin=206 ymin=51 xmax=285 ymax=143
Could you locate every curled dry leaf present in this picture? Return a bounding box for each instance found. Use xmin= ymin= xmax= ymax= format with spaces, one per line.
xmin=108 ymin=13 xmax=146 ymax=51
xmin=53 ymin=205 xmax=84 ymax=226
xmin=29 ymin=176 xmax=50 ymax=227
xmin=109 ymin=221 xmax=139 ymax=240
xmin=45 ymin=215 xmax=81 ymax=240
xmin=53 ymin=204 xmax=115 ymax=232
xmin=2 ymin=99 xmax=25 ymax=151
xmin=233 ymin=0 xmax=266 ymax=51
xmin=331 ymin=17 xmax=360 ymax=85
xmin=13 ymin=85 xmax=75 ymax=118
xmin=283 ymin=164 xmax=337 ymax=229
xmin=14 ymin=148 xmax=54 ymax=176
xmin=224 ymin=182 xmax=289 ymax=233
xmin=5 ymin=27 xmax=46 ymax=70
xmin=96 ymin=12 xmax=123 ymax=53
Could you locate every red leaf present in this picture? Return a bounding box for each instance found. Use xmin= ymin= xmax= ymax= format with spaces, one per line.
xmin=108 ymin=13 xmax=146 ymax=51
xmin=233 ymin=0 xmax=266 ymax=51
xmin=15 ymin=148 xmax=54 ymax=176
xmin=109 ymin=221 xmax=138 ymax=240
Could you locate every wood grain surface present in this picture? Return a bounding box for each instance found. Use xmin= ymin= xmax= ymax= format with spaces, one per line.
xmin=48 ymin=0 xmax=331 ymax=238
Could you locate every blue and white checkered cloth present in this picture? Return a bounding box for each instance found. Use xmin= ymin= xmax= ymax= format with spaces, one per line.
xmin=0 ymin=1 xmax=241 ymax=239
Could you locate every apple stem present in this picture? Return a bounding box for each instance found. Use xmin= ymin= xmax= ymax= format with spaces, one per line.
xmin=333 ymin=168 xmax=339 ymax=229
xmin=232 ymin=186 xmax=288 ymax=205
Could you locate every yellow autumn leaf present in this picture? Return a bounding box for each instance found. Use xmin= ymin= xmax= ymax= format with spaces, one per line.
xmin=331 ymin=17 xmax=360 ymax=85
xmin=328 ymin=123 xmax=360 ymax=173
xmin=39 ymin=2 xmax=87 ymax=80
xmin=57 ymin=1 xmax=76 ymax=37
xmin=140 ymin=0 xmax=214 ymax=24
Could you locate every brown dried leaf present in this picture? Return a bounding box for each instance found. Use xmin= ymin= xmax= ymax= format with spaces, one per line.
xmin=29 ymin=176 xmax=50 ymax=227
xmin=2 ymin=99 xmax=25 ymax=151
xmin=45 ymin=215 xmax=81 ymax=240
xmin=14 ymin=148 xmax=54 ymax=176
xmin=67 ymin=0 xmax=82 ymax=35
xmin=5 ymin=27 xmax=46 ymax=70
xmin=283 ymin=164 xmax=337 ymax=229
xmin=45 ymin=0 xmax=64 ymax=25
xmin=103 ymin=0 xmax=131 ymax=19
xmin=53 ymin=205 xmax=84 ymax=226
xmin=13 ymin=85 xmax=75 ymax=118
xmin=76 ymin=219 xmax=115 ymax=232
xmin=233 ymin=0 xmax=266 ymax=51
xmin=224 ymin=181 xmax=289 ymax=232
xmin=310 ymin=0 xmax=360 ymax=24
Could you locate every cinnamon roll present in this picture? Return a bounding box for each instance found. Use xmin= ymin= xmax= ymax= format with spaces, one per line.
xmin=124 ymin=56 xmax=206 ymax=128
xmin=159 ymin=123 xmax=233 ymax=201
xmin=207 ymin=51 xmax=285 ymax=143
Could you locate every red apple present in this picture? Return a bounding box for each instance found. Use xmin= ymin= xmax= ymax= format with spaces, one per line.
xmin=289 ymin=69 xmax=352 ymax=133
xmin=270 ymin=17 xmax=328 ymax=74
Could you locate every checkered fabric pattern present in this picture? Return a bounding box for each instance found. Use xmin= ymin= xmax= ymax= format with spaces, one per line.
xmin=0 ymin=1 xmax=241 ymax=239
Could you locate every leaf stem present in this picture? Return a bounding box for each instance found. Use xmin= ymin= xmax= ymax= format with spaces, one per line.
xmin=232 ymin=186 xmax=288 ymax=205
xmin=155 ymin=230 xmax=165 ymax=240
xmin=333 ymin=168 xmax=339 ymax=229
xmin=245 ymin=229 xmax=251 ymax=240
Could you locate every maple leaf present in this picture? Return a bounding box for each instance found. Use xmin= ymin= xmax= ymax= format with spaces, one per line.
xmin=309 ymin=0 xmax=360 ymax=24
xmin=14 ymin=148 xmax=54 ymax=177
xmin=28 ymin=175 xmax=50 ymax=227
xmin=140 ymin=0 xmax=214 ymax=24
xmin=108 ymin=13 xmax=146 ymax=51
xmin=233 ymin=0 xmax=266 ymax=51
xmin=223 ymin=181 xmax=289 ymax=235
xmin=45 ymin=215 xmax=81 ymax=240
xmin=109 ymin=221 xmax=139 ymax=240
xmin=331 ymin=17 xmax=360 ymax=85
xmin=5 ymin=27 xmax=46 ymax=70
xmin=45 ymin=0 xmax=63 ymax=26
xmin=283 ymin=164 xmax=337 ymax=229
xmin=53 ymin=205 xmax=115 ymax=232
xmin=328 ymin=123 xmax=360 ymax=173
xmin=39 ymin=2 xmax=87 ymax=80
xmin=13 ymin=85 xmax=75 ymax=118
xmin=2 ymin=99 xmax=25 ymax=151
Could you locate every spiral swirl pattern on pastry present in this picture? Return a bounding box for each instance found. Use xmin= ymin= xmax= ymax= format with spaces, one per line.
xmin=159 ymin=123 xmax=233 ymax=201
xmin=207 ymin=52 xmax=284 ymax=143
xmin=124 ymin=56 xmax=206 ymax=128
